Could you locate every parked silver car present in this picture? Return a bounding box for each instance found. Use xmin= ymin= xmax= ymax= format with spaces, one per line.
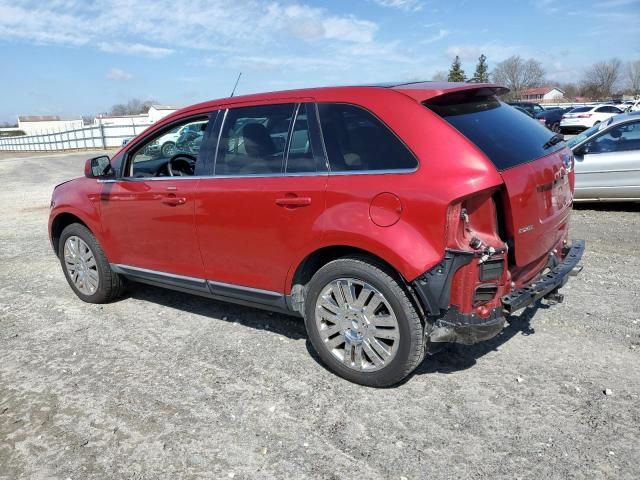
xmin=568 ymin=112 xmax=640 ymax=202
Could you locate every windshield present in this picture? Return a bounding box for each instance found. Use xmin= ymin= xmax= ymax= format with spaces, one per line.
xmin=567 ymin=119 xmax=612 ymax=148
xmin=425 ymin=93 xmax=563 ymax=170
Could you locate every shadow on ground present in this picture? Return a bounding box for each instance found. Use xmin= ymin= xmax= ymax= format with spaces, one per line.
xmin=127 ymin=282 xmax=549 ymax=385
xmin=126 ymin=282 xmax=307 ymax=340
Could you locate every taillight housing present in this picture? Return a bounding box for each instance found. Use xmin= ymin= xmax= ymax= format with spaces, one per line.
xmin=577 ymin=114 xmax=592 ymax=118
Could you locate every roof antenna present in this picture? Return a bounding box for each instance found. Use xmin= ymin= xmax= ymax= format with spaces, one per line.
xmin=230 ymin=72 xmax=242 ymax=97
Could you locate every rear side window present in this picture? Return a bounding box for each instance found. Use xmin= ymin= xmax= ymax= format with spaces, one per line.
xmin=425 ymin=92 xmax=562 ymax=170
xmin=317 ymin=103 xmax=417 ymax=172
xmin=215 ymin=104 xmax=295 ymax=175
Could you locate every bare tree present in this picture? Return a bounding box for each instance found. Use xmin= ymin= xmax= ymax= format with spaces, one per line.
xmin=559 ymin=82 xmax=578 ymax=100
xmin=491 ymin=55 xmax=545 ymax=100
xmin=627 ymin=60 xmax=640 ymax=97
xmin=109 ymin=98 xmax=158 ymax=116
xmin=582 ymin=59 xmax=622 ymax=100
xmin=431 ymin=70 xmax=448 ymax=82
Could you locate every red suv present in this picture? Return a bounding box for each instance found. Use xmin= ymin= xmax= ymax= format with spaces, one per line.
xmin=49 ymin=82 xmax=584 ymax=386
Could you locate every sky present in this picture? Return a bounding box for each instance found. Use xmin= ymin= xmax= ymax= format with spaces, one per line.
xmin=1 ymin=0 xmax=639 ymax=123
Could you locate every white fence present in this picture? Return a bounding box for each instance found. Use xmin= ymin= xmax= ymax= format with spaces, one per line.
xmin=0 ymin=122 xmax=153 ymax=152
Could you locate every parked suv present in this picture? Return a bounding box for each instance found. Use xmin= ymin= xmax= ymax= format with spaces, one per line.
xmin=49 ymin=82 xmax=584 ymax=387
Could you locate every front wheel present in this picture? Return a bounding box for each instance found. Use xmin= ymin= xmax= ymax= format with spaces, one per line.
xmin=304 ymin=257 xmax=425 ymax=387
xmin=59 ymin=223 xmax=125 ymax=303
xmin=161 ymin=141 xmax=177 ymax=157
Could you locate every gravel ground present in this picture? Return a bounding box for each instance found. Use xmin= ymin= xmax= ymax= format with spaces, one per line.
xmin=0 ymin=151 xmax=639 ymax=480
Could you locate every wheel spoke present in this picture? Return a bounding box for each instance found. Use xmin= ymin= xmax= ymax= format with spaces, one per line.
xmin=370 ymin=327 xmax=399 ymax=340
xmin=363 ymin=341 xmax=383 ymax=367
xmin=318 ymin=294 xmax=339 ymax=315
xmin=343 ymin=338 xmax=354 ymax=365
xmin=353 ymin=287 xmax=373 ymax=308
xmin=352 ymin=343 xmax=363 ymax=369
xmin=319 ymin=322 xmax=341 ymax=340
xmin=368 ymin=337 xmax=391 ymax=360
xmin=371 ymin=313 xmax=396 ymax=327
xmin=363 ymin=292 xmax=384 ymax=316
xmin=339 ymin=280 xmax=356 ymax=305
xmin=325 ymin=334 xmax=344 ymax=350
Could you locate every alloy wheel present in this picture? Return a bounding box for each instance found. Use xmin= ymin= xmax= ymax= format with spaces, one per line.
xmin=63 ymin=235 xmax=99 ymax=295
xmin=314 ymin=278 xmax=400 ymax=372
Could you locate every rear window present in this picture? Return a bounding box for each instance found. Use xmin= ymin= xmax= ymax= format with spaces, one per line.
xmin=425 ymin=92 xmax=563 ymax=170
xmin=570 ymin=106 xmax=592 ymax=113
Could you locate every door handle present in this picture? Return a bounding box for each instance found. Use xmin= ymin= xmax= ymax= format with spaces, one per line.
xmin=162 ymin=195 xmax=186 ymax=206
xmin=275 ymin=196 xmax=312 ymax=208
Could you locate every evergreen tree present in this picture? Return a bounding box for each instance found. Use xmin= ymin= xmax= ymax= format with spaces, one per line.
xmin=472 ymin=54 xmax=489 ymax=82
xmin=447 ymin=56 xmax=466 ymax=82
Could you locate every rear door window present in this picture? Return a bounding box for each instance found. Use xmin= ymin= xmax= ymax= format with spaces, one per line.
xmin=425 ymin=91 xmax=563 ymax=170
xmin=317 ymin=103 xmax=417 ymax=172
xmin=215 ymin=104 xmax=295 ymax=176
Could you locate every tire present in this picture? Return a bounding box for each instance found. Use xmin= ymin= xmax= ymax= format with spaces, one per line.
xmin=161 ymin=141 xmax=176 ymax=157
xmin=304 ymin=256 xmax=425 ymax=387
xmin=551 ymin=122 xmax=560 ymax=133
xmin=58 ymin=223 xmax=125 ymax=303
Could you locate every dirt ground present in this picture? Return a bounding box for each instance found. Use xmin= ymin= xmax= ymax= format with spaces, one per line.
xmin=0 ymin=151 xmax=638 ymax=480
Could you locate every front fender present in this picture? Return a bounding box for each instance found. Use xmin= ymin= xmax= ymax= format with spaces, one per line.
xmin=48 ymin=178 xmax=104 ymax=252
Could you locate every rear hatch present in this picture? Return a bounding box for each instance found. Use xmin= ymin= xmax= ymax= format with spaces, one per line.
xmin=424 ymin=89 xmax=573 ymax=267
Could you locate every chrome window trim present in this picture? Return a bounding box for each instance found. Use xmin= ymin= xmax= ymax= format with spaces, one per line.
xmin=101 ymin=168 xmax=415 ymax=182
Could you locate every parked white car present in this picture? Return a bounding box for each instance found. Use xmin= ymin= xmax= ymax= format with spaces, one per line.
xmin=625 ymin=100 xmax=640 ymax=112
xmin=560 ymin=105 xmax=623 ymax=132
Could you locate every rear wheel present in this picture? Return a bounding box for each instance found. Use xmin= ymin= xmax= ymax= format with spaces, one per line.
xmin=551 ymin=122 xmax=560 ymax=133
xmin=59 ymin=223 xmax=125 ymax=303
xmin=304 ymin=257 xmax=425 ymax=387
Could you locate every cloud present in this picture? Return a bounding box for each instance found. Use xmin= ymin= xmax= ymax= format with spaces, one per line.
xmin=0 ymin=0 xmax=382 ymax=62
xmin=445 ymin=43 xmax=523 ymax=62
xmin=422 ymin=29 xmax=449 ymax=44
xmin=533 ymin=0 xmax=559 ymax=14
xmin=269 ymin=4 xmax=378 ymax=44
xmin=371 ymin=0 xmax=424 ymax=11
xmin=106 ymin=68 xmax=133 ymax=81
xmin=98 ymin=42 xmax=174 ymax=59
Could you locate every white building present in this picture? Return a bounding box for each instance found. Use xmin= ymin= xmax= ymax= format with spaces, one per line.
xmin=93 ymin=105 xmax=178 ymax=128
xmin=17 ymin=115 xmax=83 ymax=135
xmin=94 ymin=113 xmax=152 ymax=127
xmin=148 ymin=105 xmax=179 ymax=122
xmin=520 ymin=87 xmax=565 ymax=103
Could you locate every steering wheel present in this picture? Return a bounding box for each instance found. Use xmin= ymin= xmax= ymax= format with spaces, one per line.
xmin=166 ymin=154 xmax=196 ymax=176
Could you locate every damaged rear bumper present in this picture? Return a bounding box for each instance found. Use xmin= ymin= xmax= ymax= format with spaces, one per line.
xmin=501 ymin=240 xmax=585 ymax=314
xmin=417 ymin=240 xmax=585 ymax=345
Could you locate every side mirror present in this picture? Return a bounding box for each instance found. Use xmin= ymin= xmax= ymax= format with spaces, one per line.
xmin=573 ymin=144 xmax=588 ymax=156
xmin=85 ymin=155 xmax=114 ymax=178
